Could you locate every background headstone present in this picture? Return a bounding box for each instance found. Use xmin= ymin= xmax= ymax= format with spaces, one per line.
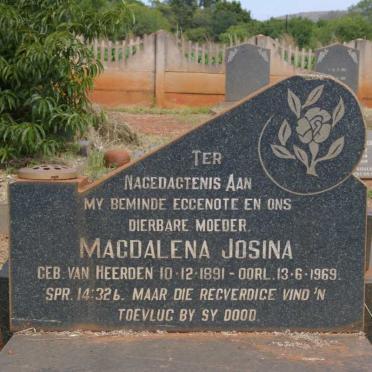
xmin=10 ymin=76 xmax=366 ymax=332
xmin=225 ymin=43 xmax=270 ymax=102
xmin=354 ymin=130 xmax=372 ymax=179
xmin=315 ymin=44 xmax=359 ymax=92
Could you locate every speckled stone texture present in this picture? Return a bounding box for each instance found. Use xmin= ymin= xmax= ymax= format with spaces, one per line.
xmin=315 ymin=44 xmax=359 ymax=92
xmin=0 ymin=262 xmax=9 ymax=347
xmin=225 ymin=43 xmax=270 ymax=102
xmin=9 ymin=76 xmax=366 ymax=332
xmin=355 ymin=130 xmax=372 ymax=179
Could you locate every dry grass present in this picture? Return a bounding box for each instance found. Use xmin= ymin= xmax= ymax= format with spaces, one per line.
xmin=87 ymin=113 xmax=140 ymax=150
xmin=0 ymin=234 xmax=8 ymax=269
xmin=364 ymin=107 xmax=372 ymax=129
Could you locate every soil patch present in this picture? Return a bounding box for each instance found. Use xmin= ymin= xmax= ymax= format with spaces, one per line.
xmin=107 ymin=111 xmax=212 ymax=137
xmin=0 ymin=235 xmax=8 ymax=269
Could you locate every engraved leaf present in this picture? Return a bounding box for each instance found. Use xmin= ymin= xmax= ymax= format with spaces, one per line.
xmin=293 ymin=145 xmax=309 ymax=167
xmin=303 ymin=85 xmax=324 ymax=108
xmin=271 ymin=144 xmax=295 ymax=159
xmin=332 ymin=97 xmax=345 ymax=128
xmin=287 ymin=89 xmax=301 ymax=118
xmin=322 ymin=137 xmax=345 ymax=161
xmin=278 ymin=120 xmax=291 ymax=146
xmin=309 ymin=142 xmax=319 ymax=159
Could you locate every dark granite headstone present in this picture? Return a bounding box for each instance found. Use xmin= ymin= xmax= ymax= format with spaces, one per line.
xmin=354 ymin=130 xmax=372 ymax=179
xmin=10 ymin=75 xmax=366 ymax=332
xmin=0 ymin=262 xmax=9 ymax=347
xmin=225 ymin=43 xmax=270 ymax=102
xmin=315 ymin=44 xmax=359 ymax=92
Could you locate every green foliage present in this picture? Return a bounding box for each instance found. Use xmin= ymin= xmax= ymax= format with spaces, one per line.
xmin=102 ymin=0 xmax=372 ymax=47
xmin=85 ymin=149 xmax=108 ymax=180
xmin=96 ymin=0 xmax=372 ymax=47
xmin=186 ymin=27 xmax=212 ymax=42
xmin=349 ymin=0 xmax=372 ymax=20
xmin=0 ymin=0 xmax=132 ymax=164
xmin=219 ymin=21 xmax=260 ymax=43
xmin=210 ymin=1 xmax=251 ymax=38
xmin=313 ymin=13 xmax=372 ymax=46
xmin=85 ymin=0 xmax=171 ymax=37
xmin=287 ymin=18 xmax=315 ymax=49
xmin=368 ymin=189 xmax=372 ymax=199
xmin=168 ymin=0 xmax=198 ymax=31
xmin=130 ymin=3 xmax=171 ymax=35
xmin=258 ymin=18 xmax=285 ymax=40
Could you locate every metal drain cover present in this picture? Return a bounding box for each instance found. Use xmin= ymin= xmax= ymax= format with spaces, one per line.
xmin=18 ymin=165 xmax=78 ymax=180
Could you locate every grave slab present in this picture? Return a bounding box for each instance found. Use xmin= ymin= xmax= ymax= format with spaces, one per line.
xmin=9 ymin=75 xmax=366 ymax=332
xmin=315 ymin=44 xmax=359 ymax=92
xmin=225 ymin=43 xmax=270 ymax=101
xmin=1 ymin=333 xmax=372 ymax=372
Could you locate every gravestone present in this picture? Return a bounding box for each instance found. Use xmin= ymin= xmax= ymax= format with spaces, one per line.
xmin=0 ymin=262 xmax=9 ymax=347
xmin=315 ymin=44 xmax=359 ymax=92
xmin=354 ymin=130 xmax=372 ymax=179
xmin=9 ymin=75 xmax=366 ymax=332
xmin=225 ymin=43 xmax=270 ymax=102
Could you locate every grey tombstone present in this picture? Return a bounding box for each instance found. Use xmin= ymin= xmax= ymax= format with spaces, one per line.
xmin=9 ymin=75 xmax=366 ymax=332
xmin=315 ymin=44 xmax=359 ymax=92
xmin=0 ymin=262 xmax=9 ymax=347
xmin=354 ymin=130 xmax=372 ymax=179
xmin=225 ymin=43 xmax=270 ymax=102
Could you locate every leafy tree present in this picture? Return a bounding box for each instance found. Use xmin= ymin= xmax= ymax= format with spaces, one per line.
xmin=152 ymin=1 xmax=177 ymax=30
xmin=187 ymin=7 xmax=213 ymax=41
xmin=287 ymin=17 xmax=315 ymax=48
xmin=258 ymin=18 xmax=286 ymax=40
xmin=199 ymin=0 xmax=219 ymax=7
xmin=186 ymin=27 xmax=212 ymax=42
xmin=349 ymin=0 xmax=372 ymax=20
xmin=332 ymin=14 xmax=372 ymax=41
xmin=209 ymin=1 xmax=251 ymax=40
xmin=314 ymin=14 xmax=372 ymax=45
xmin=219 ymin=21 xmax=260 ymax=43
xmin=0 ymin=0 xmax=132 ymax=164
xmin=130 ymin=3 xmax=171 ymax=36
xmin=80 ymin=0 xmax=111 ymax=10
xmin=167 ymin=0 xmax=198 ymax=31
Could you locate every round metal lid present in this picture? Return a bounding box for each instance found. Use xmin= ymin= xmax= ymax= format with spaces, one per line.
xmin=18 ymin=164 xmax=78 ymax=180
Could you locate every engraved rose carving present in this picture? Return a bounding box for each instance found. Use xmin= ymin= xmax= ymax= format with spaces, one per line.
xmin=270 ymin=85 xmax=345 ymax=177
xmin=296 ymin=108 xmax=331 ymax=144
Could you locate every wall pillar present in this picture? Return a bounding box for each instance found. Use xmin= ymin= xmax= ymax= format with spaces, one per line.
xmin=155 ymin=30 xmax=167 ymax=107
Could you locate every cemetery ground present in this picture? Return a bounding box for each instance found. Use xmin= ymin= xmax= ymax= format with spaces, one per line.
xmin=2 ymin=74 xmax=372 ymax=369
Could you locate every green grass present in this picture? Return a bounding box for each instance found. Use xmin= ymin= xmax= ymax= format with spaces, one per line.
xmin=368 ymin=190 xmax=372 ymax=199
xmin=84 ymin=149 xmax=110 ymax=180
